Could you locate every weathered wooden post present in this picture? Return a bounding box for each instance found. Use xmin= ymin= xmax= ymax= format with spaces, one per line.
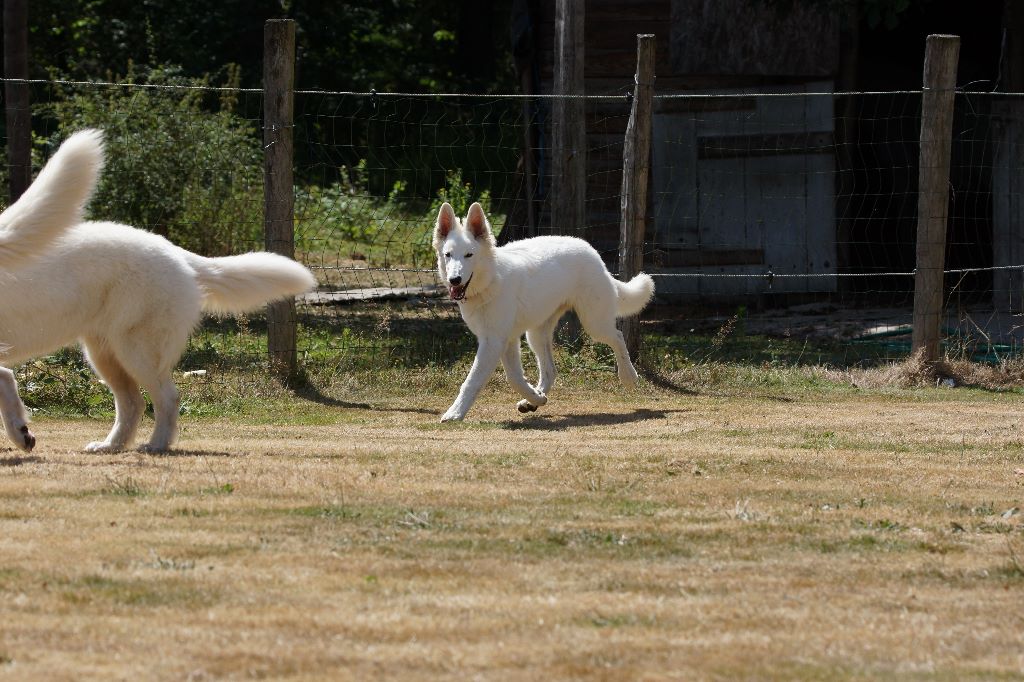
xmin=911 ymin=34 xmax=960 ymax=363
xmin=551 ymin=0 xmax=585 ymax=237
xmin=618 ymin=35 xmax=655 ymax=360
xmin=263 ymin=19 xmax=299 ymax=383
xmin=4 ymin=0 xmax=31 ymax=203
xmin=550 ymin=0 xmax=586 ymax=341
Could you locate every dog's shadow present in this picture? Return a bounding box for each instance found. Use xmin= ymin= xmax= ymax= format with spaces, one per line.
xmin=152 ymin=448 xmax=235 ymax=458
xmin=499 ymin=407 xmax=688 ymax=431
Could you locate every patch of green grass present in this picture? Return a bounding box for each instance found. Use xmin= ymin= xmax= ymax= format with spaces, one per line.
xmin=529 ymin=527 xmax=694 ymax=560
xmin=59 ymin=574 xmax=212 ymax=608
xmin=102 ymin=476 xmax=146 ymax=498
xmin=799 ymin=430 xmax=839 ymax=450
xmin=286 ymin=505 xmax=362 ymax=521
xmin=173 ymin=507 xmax=210 ymax=518
xmin=200 ymin=483 xmax=235 ymax=496
xmin=815 ymin=534 xmax=910 ymax=554
xmin=584 ymin=612 xmax=658 ymax=628
xmin=146 ymin=552 xmax=197 ymax=571
xmin=610 ymin=498 xmax=663 ymax=517
xmin=0 ymin=567 xmax=24 ymax=589
xmin=494 ymin=452 xmax=529 ymax=468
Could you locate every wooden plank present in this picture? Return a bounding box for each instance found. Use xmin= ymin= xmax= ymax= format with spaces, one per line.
xmin=911 ymin=35 xmax=960 ymax=362
xmin=656 ymin=97 xmax=758 ymax=114
xmin=754 ymin=155 xmax=809 ymax=293
xmin=263 ymin=19 xmax=299 ymax=383
xmin=618 ymin=34 xmax=656 ymax=358
xmin=697 ymin=132 xmax=834 ymax=159
xmin=587 ymin=0 xmax=668 ymax=22
xmin=550 ymin=0 xmax=586 ymax=237
xmin=804 ymin=153 xmax=838 ymax=292
xmin=652 ymin=113 xmax=698 ymax=247
xmin=651 ymin=248 xmax=763 ymax=267
xmin=992 ymin=101 xmax=1024 ymax=313
xmin=3 ymin=0 xmax=30 ymax=202
xmin=1005 ymin=0 xmax=1024 ymax=91
xmin=670 ymin=0 xmax=840 ymax=76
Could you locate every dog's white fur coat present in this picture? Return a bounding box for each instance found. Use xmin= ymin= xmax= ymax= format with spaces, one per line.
xmin=0 ymin=129 xmax=316 ymax=452
xmin=433 ymin=202 xmax=654 ymax=421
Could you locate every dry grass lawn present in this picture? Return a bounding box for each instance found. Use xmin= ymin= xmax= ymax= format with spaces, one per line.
xmin=1 ymin=368 xmax=1023 ymax=680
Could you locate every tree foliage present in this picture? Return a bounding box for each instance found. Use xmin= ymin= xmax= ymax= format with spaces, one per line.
xmin=27 ymin=0 xmax=515 ymax=92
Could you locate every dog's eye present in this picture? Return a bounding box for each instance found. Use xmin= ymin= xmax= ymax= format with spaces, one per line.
xmin=465 ymin=253 xmax=474 ymax=258
xmin=444 ymin=252 xmax=451 ymax=258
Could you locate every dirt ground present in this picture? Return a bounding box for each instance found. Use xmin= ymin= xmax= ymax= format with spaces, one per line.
xmin=0 ymin=376 xmax=1022 ymax=680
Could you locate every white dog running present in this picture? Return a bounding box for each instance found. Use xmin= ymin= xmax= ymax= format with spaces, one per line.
xmin=0 ymin=129 xmax=317 ymax=453
xmin=432 ymin=201 xmax=654 ymax=422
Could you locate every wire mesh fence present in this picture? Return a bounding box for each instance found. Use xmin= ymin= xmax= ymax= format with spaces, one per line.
xmin=5 ymin=78 xmax=1024 ymax=393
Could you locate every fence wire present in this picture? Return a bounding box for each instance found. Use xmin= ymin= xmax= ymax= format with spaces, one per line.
xmin=4 ymin=80 xmax=1024 ymax=387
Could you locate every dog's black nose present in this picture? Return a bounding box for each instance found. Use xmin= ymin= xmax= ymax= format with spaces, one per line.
xmin=449 ymin=276 xmax=462 ymax=285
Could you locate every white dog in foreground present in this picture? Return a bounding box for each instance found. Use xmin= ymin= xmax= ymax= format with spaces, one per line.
xmin=432 ymin=201 xmax=654 ymax=422
xmin=0 ymin=129 xmax=316 ymax=453
xmin=0 ymin=130 xmax=108 ymax=451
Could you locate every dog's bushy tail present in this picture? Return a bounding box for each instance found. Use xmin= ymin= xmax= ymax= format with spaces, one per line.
xmin=185 ymin=251 xmax=317 ymax=314
xmin=0 ymin=129 xmax=104 ymax=267
xmin=615 ymin=273 xmax=655 ymax=318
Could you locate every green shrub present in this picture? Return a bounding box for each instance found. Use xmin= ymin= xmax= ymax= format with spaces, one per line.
xmin=429 ymin=168 xmax=494 ymax=220
xmin=295 ymin=160 xmax=435 ymax=268
xmin=40 ymin=63 xmax=262 ymax=256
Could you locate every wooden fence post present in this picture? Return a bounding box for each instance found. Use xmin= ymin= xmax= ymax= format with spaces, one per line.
xmin=618 ymin=35 xmax=655 ymax=360
xmin=4 ymin=0 xmax=31 ymax=203
xmin=263 ymin=19 xmax=299 ymax=383
xmin=911 ymin=34 xmax=960 ymax=363
xmin=551 ymin=0 xmax=585 ymax=237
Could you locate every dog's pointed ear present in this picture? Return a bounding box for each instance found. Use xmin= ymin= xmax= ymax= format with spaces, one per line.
xmin=465 ymin=202 xmax=492 ymax=242
xmin=433 ymin=202 xmax=456 ymax=249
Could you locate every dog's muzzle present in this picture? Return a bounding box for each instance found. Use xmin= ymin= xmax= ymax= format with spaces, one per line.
xmin=449 ymin=273 xmax=473 ymax=301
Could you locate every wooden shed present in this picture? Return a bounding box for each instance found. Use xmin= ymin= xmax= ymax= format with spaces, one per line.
xmin=513 ymin=0 xmax=845 ymax=296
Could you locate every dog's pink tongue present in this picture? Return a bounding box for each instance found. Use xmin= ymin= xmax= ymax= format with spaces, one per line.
xmin=450 ymin=285 xmax=465 ymax=299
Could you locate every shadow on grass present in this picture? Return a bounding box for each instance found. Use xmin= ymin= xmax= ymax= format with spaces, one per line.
xmin=500 ymin=408 xmax=689 ymax=431
xmin=638 ymin=365 xmax=796 ymax=403
xmin=294 ymin=384 xmax=439 ymax=415
xmin=59 ymin=448 xmax=237 ymax=460
xmin=638 ymin=366 xmax=700 ymax=395
xmin=293 ymin=384 xmax=373 ymax=410
xmin=0 ymin=454 xmax=44 ymax=466
xmin=157 ymin=449 xmax=235 ymax=458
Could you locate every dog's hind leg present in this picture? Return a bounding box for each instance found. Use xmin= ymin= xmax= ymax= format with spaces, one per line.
xmin=441 ymin=339 xmax=503 ymax=422
xmin=501 ymin=339 xmax=547 ymax=414
xmin=577 ymin=308 xmax=640 ymax=388
xmin=104 ymin=334 xmax=184 ymax=452
xmin=138 ymin=375 xmax=179 ymax=452
xmin=0 ymin=367 xmax=35 ymax=451
xmin=82 ymin=338 xmax=146 ymax=452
